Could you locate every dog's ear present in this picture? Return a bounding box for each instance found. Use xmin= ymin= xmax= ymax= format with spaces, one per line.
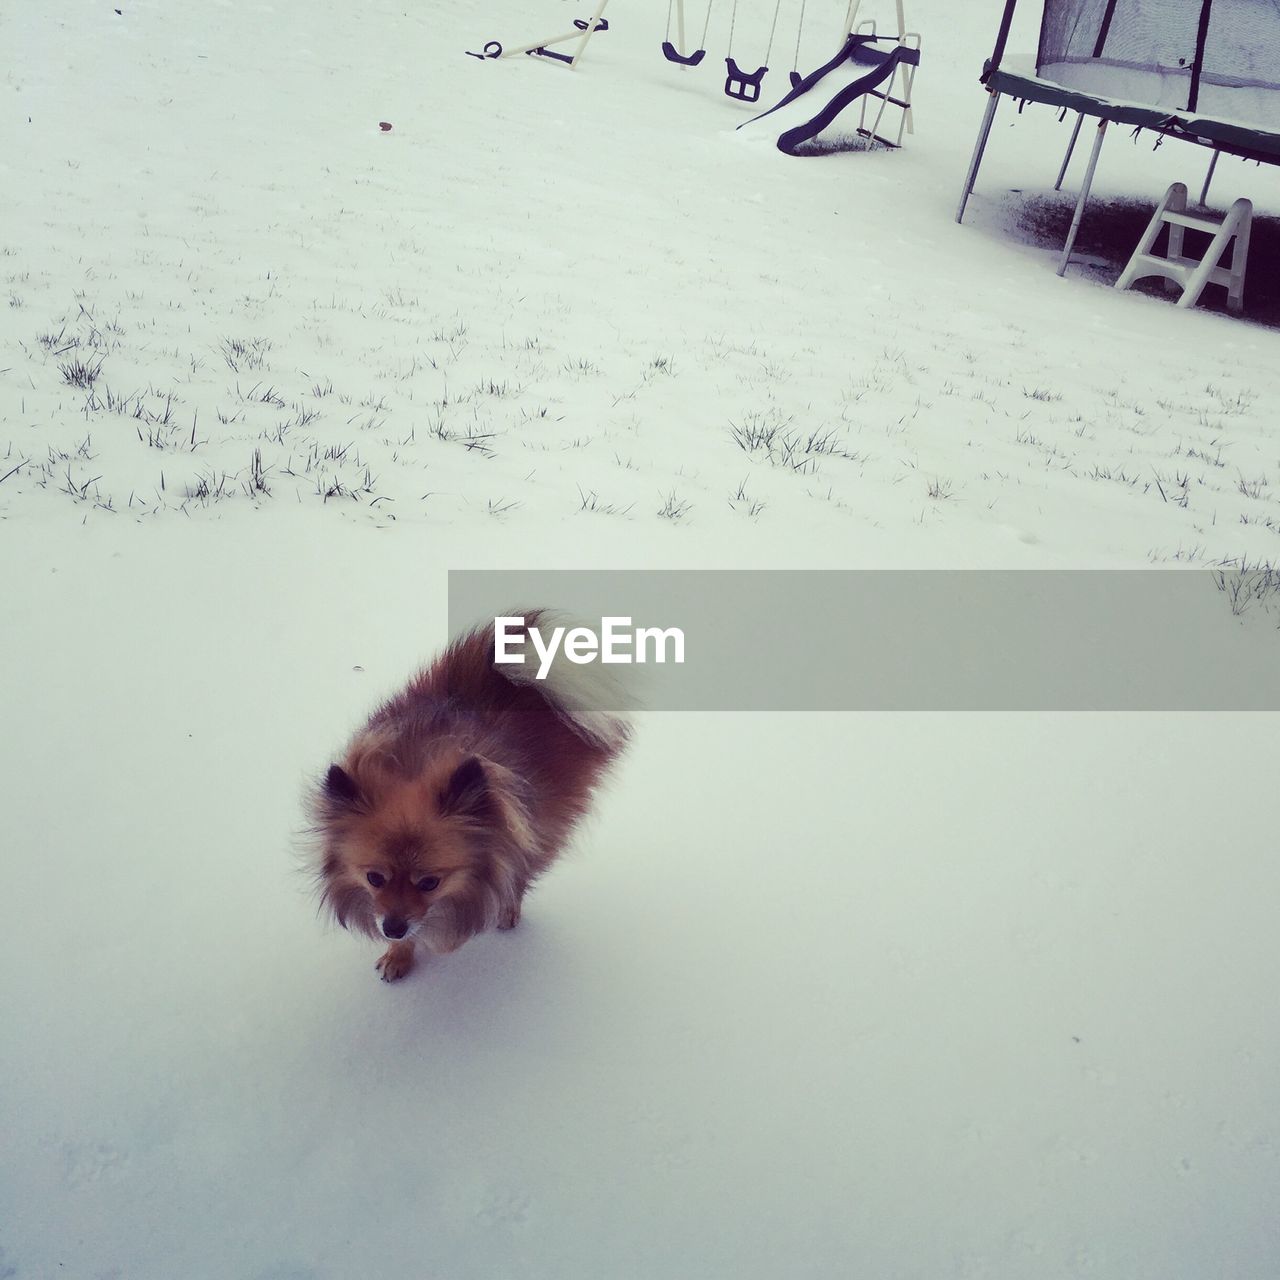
xmin=323 ymin=764 xmax=363 ymax=810
xmin=438 ymin=756 xmax=492 ymax=821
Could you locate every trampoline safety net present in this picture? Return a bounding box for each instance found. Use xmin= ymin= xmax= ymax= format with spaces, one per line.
xmin=1036 ymin=0 xmax=1280 ymax=115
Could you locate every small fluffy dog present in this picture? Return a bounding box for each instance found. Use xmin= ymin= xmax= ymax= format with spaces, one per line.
xmin=307 ymin=611 xmax=629 ymax=982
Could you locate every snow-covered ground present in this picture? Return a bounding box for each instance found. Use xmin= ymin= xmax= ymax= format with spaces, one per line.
xmin=2 ymin=1 xmax=1279 ymax=1276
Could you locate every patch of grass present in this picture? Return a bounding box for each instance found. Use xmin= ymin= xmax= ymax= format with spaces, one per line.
xmin=1214 ymin=567 xmax=1280 ymax=617
xmin=37 ymin=326 xmax=74 ymax=353
xmin=1090 ymin=464 xmax=1145 ymax=490
xmin=59 ymin=356 xmax=103 ymax=389
xmin=474 ymin=379 xmax=520 ymax=399
xmin=237 ymin=381 xmax=287 ymax=409
xmin=730 ymin=414 xmax=859 ymax=475
xmin=185 ymin=469 xmax=234 ymax=504
xmin=657 ymin=490 xmax=691 ymax=521
xmin=242 ymin=447 xmax=272 ymax=497
xmin=1205 ymin=385 xmax=1256 ymax=417
xmin=1153 ymin=470 xmax=1191 ymax=508
xmin=430 ymin=417 xmax=497 ymax=457
xmin=57 ymin=464 xmax=113 ymax=510
xmin=728 ymin=478 xmax=765 ymax=518
xmin=220 ymin=337 xmax=272 ymax=372
xmin=428 ymin=321 xmax=468 ymax=358
xmin=1182 ymin=442 xmax=1226 ymax=468
xmin=313 ymin=464 xmax=378 ymax=502
xmin=577 ymin=486 xmax=633 ymax=516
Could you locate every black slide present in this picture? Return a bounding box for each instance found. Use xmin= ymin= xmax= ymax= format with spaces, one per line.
xmin=739 ymin=34 xmax=920 ymax=155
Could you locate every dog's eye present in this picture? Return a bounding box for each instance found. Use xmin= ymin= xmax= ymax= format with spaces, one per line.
xmin=366 ymin=872 xmax=386 ymax=888
xmin=415 ymin=876 xmax=440 ymax=892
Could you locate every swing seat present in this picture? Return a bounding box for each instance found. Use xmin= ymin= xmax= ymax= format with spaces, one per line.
xmin=662 ymin=40 xmax=706 ymax=65
xmin=725 ymin=57 xmax=768 ymax=103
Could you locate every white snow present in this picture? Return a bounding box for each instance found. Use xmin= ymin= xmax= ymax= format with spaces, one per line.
xmin=2 ymin=0 xmax=1279 ymax=1276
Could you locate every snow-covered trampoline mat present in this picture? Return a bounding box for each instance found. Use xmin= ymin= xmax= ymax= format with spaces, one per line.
xmin=982 ymin=0 xmax=1280 ymax=164
xmin=988 ymin=58 xmax=1280 ymax=162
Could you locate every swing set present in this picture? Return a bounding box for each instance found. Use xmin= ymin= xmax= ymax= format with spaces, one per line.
xmin=468 ymin=0 xmax=920 ymax=154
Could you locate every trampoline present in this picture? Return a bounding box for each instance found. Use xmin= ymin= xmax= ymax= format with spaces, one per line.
xmin=955 ymin=0 xmax=1280 ymax=275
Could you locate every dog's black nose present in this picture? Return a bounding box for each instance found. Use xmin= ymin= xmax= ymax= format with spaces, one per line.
xmin=382 ymin=917 xmax=408 ymax=939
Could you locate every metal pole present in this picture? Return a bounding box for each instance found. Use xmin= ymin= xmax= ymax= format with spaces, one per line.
xmin=501 ymin=28 xmax=594 ymax=58
xmin=956 ymin=91 xmax=1000 ymax=224
xmin=1057 ymin=117 xmax=1109 ymax=277
xmin=569 ymin=0 xmax=609 ymax=67
xmin=1198 ymin=150 xmax=1221 ymax=207
xmin=988 ymin=0 xmax=1020 ymax=73
xmin=1054 ymin=114 xmax=1084 ymax=191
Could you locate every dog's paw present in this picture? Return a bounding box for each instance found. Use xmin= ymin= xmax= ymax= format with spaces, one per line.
xmin=498 ymin=901 xmax=522 ymax=931
xmin=375 ymin=943 xmax=415 ymax=982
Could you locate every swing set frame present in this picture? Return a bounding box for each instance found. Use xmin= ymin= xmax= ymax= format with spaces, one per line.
xmin=842 ymin=0 xmax=919 ymax=148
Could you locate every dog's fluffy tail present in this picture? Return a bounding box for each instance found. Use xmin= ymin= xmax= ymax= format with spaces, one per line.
xmin=437 ymin=609 xmax=632 ymax=751
xmin=496 ymin=608 xmax=632 ymax=751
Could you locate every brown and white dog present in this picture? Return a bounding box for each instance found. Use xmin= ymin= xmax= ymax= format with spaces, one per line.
xmin=307 ymin=611 xmax=629 ymax=981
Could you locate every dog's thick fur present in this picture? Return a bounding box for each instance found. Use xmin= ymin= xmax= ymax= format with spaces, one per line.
xmin=307 ymin=611 xmax=629 ymax=982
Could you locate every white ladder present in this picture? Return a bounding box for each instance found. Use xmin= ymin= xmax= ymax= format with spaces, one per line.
xmin=1115 ymin=182 xmax=1252 ymax=313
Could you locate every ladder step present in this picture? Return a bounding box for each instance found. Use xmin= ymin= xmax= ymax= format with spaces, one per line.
xmin=1131 ymin=255 xmax=1192 ymax=283
xmin=1129 ymin=256 xmax=1234 ymax=288
xmin=862 ymin=89 xmax=911 ymax=109
xmin=1162 ymin=210 xmax=1228 ymax=232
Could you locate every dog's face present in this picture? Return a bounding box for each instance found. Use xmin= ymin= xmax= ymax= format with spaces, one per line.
xmin=316 ymin=754 xmax=495 ymax=942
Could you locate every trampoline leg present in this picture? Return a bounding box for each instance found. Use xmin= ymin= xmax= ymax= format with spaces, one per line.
xmin=1198 ymin=150 xmax=1221 ymax=208
xmin=1057 ymin=117 xmax=1108 ymax=278
xmin=956 ymin=91 xmax=1000 ymax=225
xmin=1054 ymin=114 xmax=1084 ymax=191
